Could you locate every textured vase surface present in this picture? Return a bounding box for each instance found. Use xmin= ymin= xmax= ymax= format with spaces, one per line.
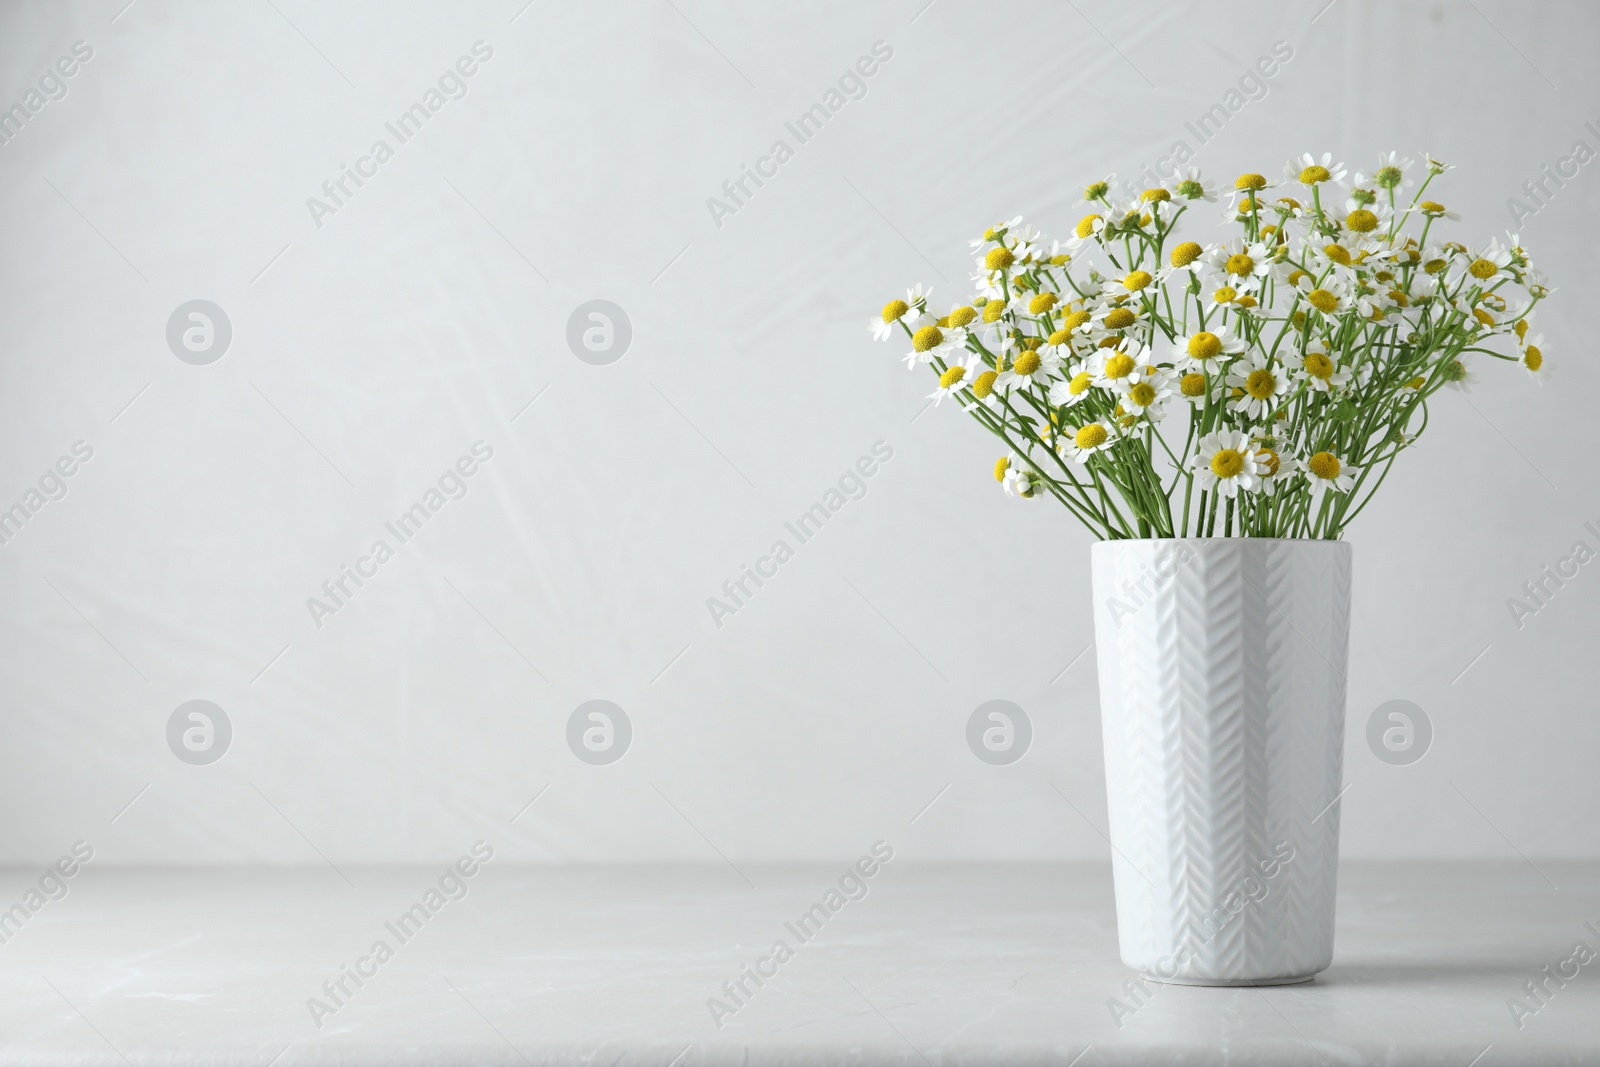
xmin=1091 ymin=537 xmax=1351 ymax=985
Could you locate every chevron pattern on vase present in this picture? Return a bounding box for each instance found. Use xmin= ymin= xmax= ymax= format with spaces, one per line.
xmin=1091 ymin=538 xmax=1351 ymax=985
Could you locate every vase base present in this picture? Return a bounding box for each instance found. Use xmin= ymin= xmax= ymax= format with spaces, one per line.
xmin=1142 ymin=972 xmax=1319 ymax=988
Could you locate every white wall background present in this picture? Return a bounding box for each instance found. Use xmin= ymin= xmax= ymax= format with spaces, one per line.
xmin=1 ymin=0 xmax=1596 ymax=866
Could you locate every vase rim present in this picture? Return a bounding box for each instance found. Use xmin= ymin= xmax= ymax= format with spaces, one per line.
xmin=1092 ymin=536 xmax=1350 ymax=546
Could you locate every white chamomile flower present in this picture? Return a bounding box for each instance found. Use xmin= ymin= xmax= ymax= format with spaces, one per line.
xmin=969 ymin=216 xmax=1023 ymax=250
xmin=1088 ymin=339 xmax=1145 ymax=390
xmin=1415 ymin=199 xmax=1461 ymax=223
xmin=996 ymin=345 xmax=1063 ymax=393
xmin=1225 ymin=353 xmax=1290 ymax=421
xmin=1105 ymin=268 xmax=1159 ymax=301
xmin=1358 ymin=151 xmax=1414 ymax=196
xmin=927 ymin=352 xmax=981 ymax=406
xmin=904 ymin=283 xmax=933 ymax=317
xmin=1460 ymin=239 xmax=1514 ymax=286
xmin=1167 ymin=239 xmax=1211 ymax=281
xmin=869 ymin=294 xmax=916 ymax=341
xmin=1174 ymin=324 xmax=1245 ymax=373
xmin=1120 ymin=367 xmax=1173 ymax=417
xmin=1252 ymin=445 xmax=1299 ymax=495
xmin=1207 ymin=238 xmax=1274 ymax=292
xmin=1048 ymin=363 xmax=1094 ymax=408
xmin=1284 ymin=152 xmax=1348 ymax=187
xmin=1520 ymin=333 xmax=1547 ymax=380
xmin=1081 ymin=174 xmax=1118 ymax=205
xmin=1062 ymin=419 xmax=1117 ymax=464
xmin=1296 ymin=344 xmax=1350 ymax=392
xmin=1442 ymin=356 xmax=1478 ymax=393
xmin=1192 ymin=429 xmax=1259 ymax=498
xmin=1172 ymin=167 xmax=1217 ymax=203
xmin=902 ymin=321 xmax=965 ymax=370
xmin=995 ymin=453 xmax=1036 ymax=498
xmin=1423 ymin=152 xmax=1453 ymax=174
xmin=1305 ymin=450 xmax=1357 ymax=500
xmin=1300 ymin=279 xmax=1351 ymax=319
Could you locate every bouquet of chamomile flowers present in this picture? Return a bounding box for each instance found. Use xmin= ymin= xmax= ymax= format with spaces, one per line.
xmin=870 ymin=153 xmax=1549 ymax=539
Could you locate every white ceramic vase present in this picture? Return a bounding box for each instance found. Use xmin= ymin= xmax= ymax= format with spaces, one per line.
xmin=1091 ymin=537 xmax=1351 ymax=985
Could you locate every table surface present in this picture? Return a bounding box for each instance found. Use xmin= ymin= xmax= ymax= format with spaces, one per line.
xmin=1 ymin=862 xmax=1596 ymax=1065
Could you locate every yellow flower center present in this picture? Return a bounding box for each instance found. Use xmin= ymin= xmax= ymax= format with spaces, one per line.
xmin=1075 ymin=424 xmax=1108 ymax=449
xmin=1423 ymin=258 xmax=1448 ymax=275
xmin=1103 ymin=353 xmax=1135 ymax=379
xmin=1213 ymin=286 xmax=1238 ymax=304
xmin=1473 ymin=307 xmax=1495 ymax=328
xmin=1287 ymin=269 xmax=1308 ymax=287
xmin=1406 ymin=376 xmax=1425 ymax=389
xmin=1141 ymin=187 xmax=1170 ymax=202
xmin=1187 ymin=332 xmax=1222 ymax=360
xmin=1124 ymin=270 xmax=1153 ymax=291
xmin=1256 ymin=448 xmax=1281 ymax=476
xmin=1235 ymin=173 xmax=1268 ymax=190
xmin=1028 ymin=292 xmax=1058 ymax=314
xmin=938 ymin=365 xmax=967 ymax=388
xmin=912 ymin=325 xmax=944 ymax=351
xmin=1225 ymin=253 xmax=1255 ymax=276
xmin=1515 ymin=320 xmax=1530 ymax=339
xmin=1468 ymin=258 xmax=1498 ymax=280
xmin=1170 ymin=241 xmax=1202 ymax=267
xmin=1420 ymin=201 xmax=1446 ymax=214
xmin=1299 ymin=165 xmax=1331 ymax=184
xmin=1075 ymin=214 xmax=1102 ymax=239
xmin=1245 ymin=369 xmax=1277 ymax=399
xmin=881 ymin=299 xmax=909 ymax=323
xmin=985 ymin=247 xmax=1015 ymax=271
xmin=972 ymin=370 xmax=998 ymax=397
xmin=1046 ymin=328 xmax=1070 ymax=346
xmin=1128 ymin=382 xmax=1156 ymax=406
xmin=1235 ymin=294 xmax=1258 ymax=309
xmin=1323 ymin=243 xmax=1352 ymax=266
xmin=1180 ymin=373 xmax=1206 ymax=397
xmin=1104 ymin=307 xmax=1136 ymax=329
xmin=1063 ymin=309 xmax=1092 ymax=331
xmin=1306 ymin=288 xmax=1338 ymax=312
xmin=1346 ymin=209 xmax=1379 ymax=232
xmin=1524 ymin=346 xmax=1543 ymax=371
xmin=1068 ymin=371 xmax=1092 ymax=395
xmin=993 ymin=456 xmax=1009 ymax=481
xmin=936 ymin=316 xmax=950 ymax=327
xmin=1308 ymin=452 xmax=1341 ymax=480
xmin=947 ymin=305 xmax=977 ymax=327
xmin=1303 ymin=352 xmax=1334 ymax=380
xmin=1014 ymin=351 xmax=1042 ymax=376
xmin=1210 ymin=449 xmax=1245 ymax=478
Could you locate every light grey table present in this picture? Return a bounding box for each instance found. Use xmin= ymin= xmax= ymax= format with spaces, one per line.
xmin=1 ymin=862 xmax=1595 ymax=1065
